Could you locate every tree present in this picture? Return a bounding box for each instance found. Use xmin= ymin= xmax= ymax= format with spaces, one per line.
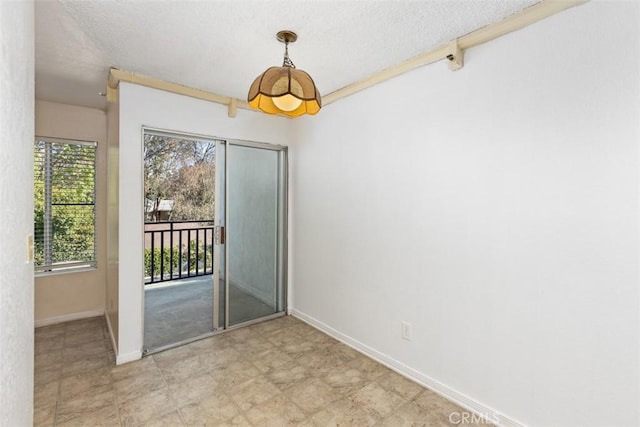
xmin=34 ymin=140 xmax=96 ymax=267
xmin=144 ymin=134 xmax=216 ymax=221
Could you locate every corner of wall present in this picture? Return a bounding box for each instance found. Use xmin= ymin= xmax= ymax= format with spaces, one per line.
xmin=106 ymin=100 xmax=120 ymax=351
xmin=0 ymin=1 xmax=35 ymax=425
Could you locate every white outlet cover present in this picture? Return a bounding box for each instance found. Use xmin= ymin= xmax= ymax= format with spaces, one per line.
xmin=401 ymin=321 xmax=412 ymax=341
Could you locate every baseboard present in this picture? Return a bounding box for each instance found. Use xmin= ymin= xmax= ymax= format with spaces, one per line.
xmin=116 ymin=350 xmax=142 ymax=365
xmin=104 ymin=310 xmax=118 ymax=354
xmin=34 ymin=309 xmax=105 ymax=328
xmin=290 ymin=309 xmax=524 ymax=427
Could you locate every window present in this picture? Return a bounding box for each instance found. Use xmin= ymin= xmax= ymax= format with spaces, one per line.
xmin=34 ymin=137 xmax=97 ymax=273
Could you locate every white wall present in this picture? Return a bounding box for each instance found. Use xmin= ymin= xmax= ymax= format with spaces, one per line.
xmin=291 ymin=2 xmax=639 ymax=426
xmin=116 ymin=82 xmax=290 ymax=362
xmin=106 ymin=101 xmax=120 ymax=350
xmin=34 ymin=101 xmax=108 ymax=324
xmin=0 ymin=1 xmax=34 ymax=425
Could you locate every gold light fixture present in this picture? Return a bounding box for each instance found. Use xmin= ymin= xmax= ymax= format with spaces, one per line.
xmin=248 ymin=30 xmax=321 ymax=117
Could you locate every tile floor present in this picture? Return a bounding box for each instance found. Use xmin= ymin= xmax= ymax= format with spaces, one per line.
xmin=34 ymin=315 xmax=479 ymax=426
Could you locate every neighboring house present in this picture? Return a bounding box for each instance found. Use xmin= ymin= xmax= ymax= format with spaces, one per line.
xmin=145 ymin=199 xmax=174 ymax=222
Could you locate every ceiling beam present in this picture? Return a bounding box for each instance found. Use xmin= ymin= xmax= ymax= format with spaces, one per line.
xmin=458 ymin=0 xmax=588 ymax=50
xmin=323 ymin=0 xmax=587 ymax=106
xmin=106 ymin=0 xmax=587 ymax=115
xmin=107 ymin=68 xmax=251 ymax=111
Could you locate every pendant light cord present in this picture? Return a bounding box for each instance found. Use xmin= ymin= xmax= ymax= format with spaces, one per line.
xmin=282 ymin=41 xmax=296 ymax=68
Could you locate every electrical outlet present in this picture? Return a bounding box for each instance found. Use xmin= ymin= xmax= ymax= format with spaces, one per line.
xmin=401 ymin=321 xmax=412 ymax=341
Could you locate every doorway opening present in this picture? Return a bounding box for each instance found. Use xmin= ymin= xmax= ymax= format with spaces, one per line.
xmin=142 ymin=129 xmax=287 ymax=354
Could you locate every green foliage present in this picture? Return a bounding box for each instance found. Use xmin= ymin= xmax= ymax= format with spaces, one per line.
xmin=144 ymin=241 xmax=213 ymax=279
xmin=34 ymin=140 xmax=96 ymax=267
xmin=144 ymin=134 xmax=215 ymax=221
xmin=144 ymin=246 xmax=180 ymax=278
xmin=186 ymin=241 xmax=213 ymax=272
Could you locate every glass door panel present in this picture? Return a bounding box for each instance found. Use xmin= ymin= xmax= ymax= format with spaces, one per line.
xmin=142 ymin=130 xmax=220 ymax=353
xmin=227 ymin=144 xmax=286 ymax=326
xmin=142 ymin=134 xmax=286 ymax=353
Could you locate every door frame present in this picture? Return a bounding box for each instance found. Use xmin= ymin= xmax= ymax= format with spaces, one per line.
xmin=140 ymin=127 xmax=288 ymax=355
xmin=224 ymin=139 xmax=289 ymax=328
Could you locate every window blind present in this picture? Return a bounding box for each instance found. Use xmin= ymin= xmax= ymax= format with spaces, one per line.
xmin=34 ymin=138 xmax=97 ymax=272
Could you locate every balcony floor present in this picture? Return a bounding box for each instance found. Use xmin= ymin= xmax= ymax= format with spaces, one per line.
xmin=144 ymin=275 xmax=276 ymax=351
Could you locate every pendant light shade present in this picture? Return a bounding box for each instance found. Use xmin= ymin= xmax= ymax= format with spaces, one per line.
xmin=248 ymin=31 xmax=321 ymax=118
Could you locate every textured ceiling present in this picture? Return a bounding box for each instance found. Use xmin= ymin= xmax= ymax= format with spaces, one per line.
xmin=35 ymin=0 xmax=540 ymax=110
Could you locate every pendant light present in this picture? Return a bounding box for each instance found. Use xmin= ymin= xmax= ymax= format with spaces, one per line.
xmin=248 ymin=31 xmax=321 ymax=118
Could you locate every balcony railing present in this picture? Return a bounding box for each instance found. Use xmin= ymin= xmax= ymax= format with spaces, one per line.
xmin=144 ymin=220 xmax=214 ymax=285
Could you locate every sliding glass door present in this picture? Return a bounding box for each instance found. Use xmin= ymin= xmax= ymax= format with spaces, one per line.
xmin=142 ymin=130 xmax=222 ymax=352
xmin=142 ymin=131 xmax=286 ymax=353
xmin=226 ymin=143 xmax=287 ymax=326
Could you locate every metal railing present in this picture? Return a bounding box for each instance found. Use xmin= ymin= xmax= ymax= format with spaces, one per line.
xmin=144 ymin=220 xmax=214 ymax=285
